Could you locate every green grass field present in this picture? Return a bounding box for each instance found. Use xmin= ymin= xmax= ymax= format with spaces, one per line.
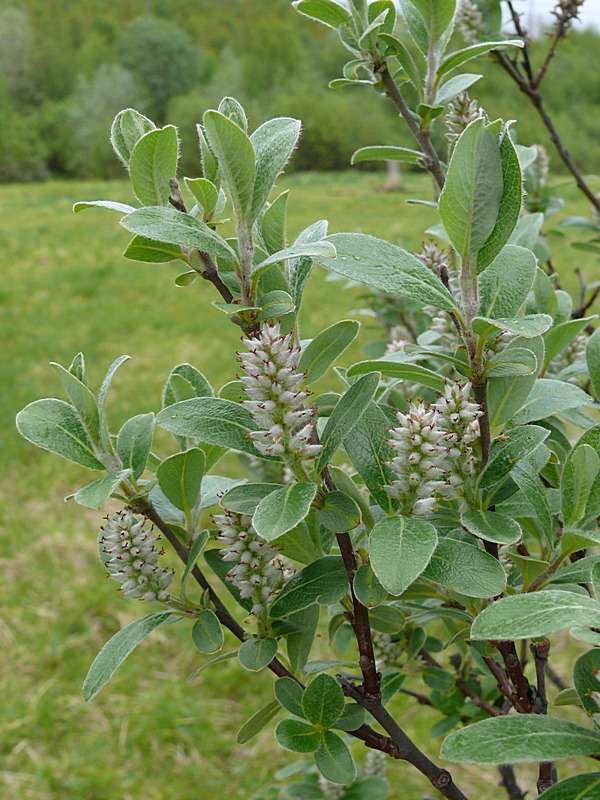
xmin=1 ymin=170 xmax=599 ymax=800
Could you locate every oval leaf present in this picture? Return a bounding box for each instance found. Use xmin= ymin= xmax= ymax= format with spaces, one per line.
xmin=270 ymin=557 xmax=349 ymax=619
xmin=370 ymin=517 xmax=437 ymax=596
xmin=253 ymin=483 xmax=317 ymax=542
xmin=302 ymin=674 xmax=345 ymax=728
xmin=471 ymin=590 xmax=600 ymax=640
xmin=238 ymin=637 xmax=278 ymax=672
xmin=441 ymin=715 xmax=600 ymax=764
xmin=83 ymin=611 xmax=177 ymax=701
xmin=423 ymin=538 xmax=507 ymax=598
xmin=191 ymin=609 xmax=224 ymax=654
xmin=299 ymin=319 xmax=360 ymax=385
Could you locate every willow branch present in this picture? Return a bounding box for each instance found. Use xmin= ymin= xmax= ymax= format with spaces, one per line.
xmin=377 ymin=64 xmax=446 ymax=191
xmin=338 ymin=676 xmax=469 ymax=800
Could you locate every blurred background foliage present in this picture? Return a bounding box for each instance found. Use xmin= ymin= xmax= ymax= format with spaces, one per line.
xmin=0 ymin=0 xmax=599 ymax=182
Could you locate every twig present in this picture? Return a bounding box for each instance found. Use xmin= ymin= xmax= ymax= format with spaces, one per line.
xmin=531 ymin=639 xmax=558 ymax=792
xmin=496 ymin=641 xmax=535 ymax=714
xmin=376 ymin=64 xmax=446 ymax=191
xmin=472 ymin=381 xmax=491 ymax=467
xmin=133 ymin=499 xmax=413 ymax=757
xmin=338 ymin=676 xmax=469 ymax=800
xmin=498 ymin=764 xmax=527 ymax=800
xmin=455 ymin=679 xmax=502 ymax=717
xmin=493 ymin=47 xmax=600 ymax=213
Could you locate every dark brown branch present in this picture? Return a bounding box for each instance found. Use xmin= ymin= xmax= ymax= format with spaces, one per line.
xmin=377 ymin=64 xmax=446 ymax=191
xmin=498 ymin=765 xmax=527 ymax=800
xmin=133 ymin=499 xmax=410 ymax=756
xmin=496 ymin=641 xmax=535 ymax=714
xmin=338 ymin=676 xmax=469 ymax=800
xmin=493 ymin=49 xmax=600 ymax=213
xmin=455 ymin=679 xmax=502 ymax=717
xmin=573 ymin=268 xmax=600 ymax=319
xmin=483 ymin=655 xmax=521 ymax=709
xmin=472 ymin=381 xmax=491 ymax=467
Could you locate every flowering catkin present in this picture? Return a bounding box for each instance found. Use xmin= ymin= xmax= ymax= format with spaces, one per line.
xmin=445 ymin=92 xmax=484 ymax=146
xmin=213 ymin=511 xmax=295 ymax=616
xmin=385 ymin=382 xmax=481 ymax=513
xmin=239 ymin=323 xmax=321 ymax=461
xmin=100 ymin=509 xmax=174 ymax=602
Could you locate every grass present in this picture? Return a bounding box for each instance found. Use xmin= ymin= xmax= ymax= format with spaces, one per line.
xmin=1 ymin=169 xmax=599 ymax=800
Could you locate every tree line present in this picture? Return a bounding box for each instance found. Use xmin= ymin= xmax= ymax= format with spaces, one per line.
xmin=0 ymin=0 xmax=598 ymax=182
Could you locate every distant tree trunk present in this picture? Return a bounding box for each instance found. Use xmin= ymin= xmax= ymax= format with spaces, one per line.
xmin=384 ymin=160 xmax=400 ymax=190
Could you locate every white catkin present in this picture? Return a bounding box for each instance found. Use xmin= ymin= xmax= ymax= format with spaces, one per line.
xmin=100 ymin=509 xmax=174 ymax=603
xmin=239 ymin=322 xmax=322 ymax=461
xmin=386 ymin=381 xmax=482 ymax=513
xmin=213 ymin=511 xmax=295 ymax=616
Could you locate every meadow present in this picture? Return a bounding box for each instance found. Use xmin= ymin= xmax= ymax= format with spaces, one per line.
xmin=1 ymin=170 xmax=599 ymax=800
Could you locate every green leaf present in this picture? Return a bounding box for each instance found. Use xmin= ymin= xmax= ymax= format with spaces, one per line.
xmin=156 ymin=448 xmax=205 ymax=514
xmin=261 ymin=190 xmax=289 ymax=254
xmin=287 ymin=605 xmax=320 ymax=674
xmin=184 ymin=177 xmax=219 ymax=216
xmin=351 ymin=145 xmax=422 ymax=165
xmin=221 ymin=482 xmax=281 ymax=514
xmin=73 ymin=200 xmax=137 ymax=215
xmin=346 ymin=359 xmax=446 ymax=392
xmin=203 ymin=110 xmax=255 ymax=215
xmin=478 ymin=425 xmax=550 ymax=489
xmin=534 ymin=774 xmax=600 ymax=800
xmin=368 ymin=604 xmax=405 ymax=634
xmin=287 ymin=220 xmax=329 ymax=309
xmin=319 ymin=491 xmax=361 ymax=533
xmin=441 ymin=715 xmax=600 ymax=764
xmin=253 ymin=483 xmax=317 ymax=542
xmin=316 ymin=372 xmax=380 ymax=472
xmin=319 ymin=233 xmax=459 ymax=314
xmin=50 ymin=361 xmax=101 ymax=443
xmin=156 ymin=397 xmax=274 ymax=459
xmin=438 ymin=40 xmax=523 ymax=78
xmin=270 ymin=557 xmax=349 ymax=618
xmin=299 ymin=320 xmax=360 ymax=385
xmin=472 ymin=314 xmax=553 ymax=340
xmin=574 ymin=650 xmax=600 ymax=718
xmin=302 ymin=674 xmax=345 ymax=728
xmin=511 ymin=379 xmax=593 ymax=425
xmin=423 ymin=538 xmax=507 ymax=598
xmin=238 ymin=637 xmax=278 ymax=672
xmin=315 ymin=730 xmax=357 ymax=784
xmin=180 ymin=530 xmax=209 ymax=600
xmin=435 ymin=73 xmax=482 ymax=105
xmin=236 ymin=700 xmax=281 ymax=744
xmin=344 ymin=402 xmax=398 ymax=513
xmin=460 ymin=510 xmax=522 ymax=545
xmin=587 ymin=328 xmax=600 ymax=400
xmin=292 ymin=0 xmax=351 ymax=29
xmin=120 ymin=206 xmax=236 ymax=264
xmin=110 ymin=108 xmax=155 ymax=167
xmin=253 ymin=241 xmax=336 ymax=279
xmin=478 ymin=245 xmax=537 ymax=318
xmin=544 ymin=317 xmax=596 ymax=372
xmin=438 ymin=119 xmax=503 ymax=265
xmin=162 ymin=363 xmax=213 ymax=407
xmin=259 ymin=290 xmax=295 ymax=320
xmin=561 ymin=444 xmax=600 ymax=527
xmin=484 ymin=347 xmax=537 ymax=377
xmin=250 ymin=117 xmax=301 ymax=223
xmin=82 ymin=611 xmax=177 ymax=701
xmin=116 ymin=413 xmax=154 ymax=479
xmin=377 ymin=34 xmax=423 ymax=90
xmin=123 ymin=235 xmax=185 ymax=264
xmin=571 ymin=425 xmax=600 ymax=520
xmin=471 ymin=590 xmax=600 ymax=640
xmin=16 ymin=399 xmax=104 ymax=470
xmin=72 ymin=469 xmax=132 ymax=509
xmin=276 ymin=719 xmax=320 ymax=753
xmin=129 ymin=125 xmax=179 ymax=207
xmin=218 ymin=96 xmax=248 ymax=130
xmin=191 ymin=609 xmax=224 ymax=654
xmin=477 ymin=128 xmax=523 ymax=271
xmin=332 ymin=703 xmax=366 ymax=732
xmin=487 ymin=336 xmax=545 ymax=430
xmin=274 ymin=677 xmax=306 ymax=717
xmin=370 ymin=517 xmax=437 ymax=596
xmin=353 ymin=564 xmax=387 ymax=608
